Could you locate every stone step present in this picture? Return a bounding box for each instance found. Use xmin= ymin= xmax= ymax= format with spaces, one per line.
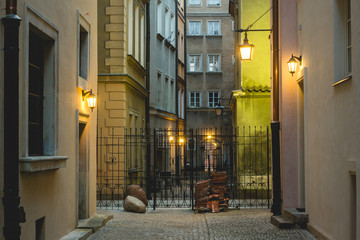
xmin=59 ymin=229 xmax=92 ymax=240
xmin=271 ymin=215 xmax=294 ymax=229
xmin=284 ymin=208 xmax=309 ymax=228
xmin=77 ymin=214 xmax=114 ymax=233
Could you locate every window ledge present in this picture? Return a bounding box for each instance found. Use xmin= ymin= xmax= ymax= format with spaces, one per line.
xmin=157 ymin=33 xmax=165 ymax=41
xmin=206 ymin=71 xmax=222 ymax=74
xmin=127 ymin=54 xmax=146 ymax=76
xmin=205 ymin=35 xmax=222 ymax=38
xmin=332 ymin=75 xmax=352 ymax=87
xmin=186 ymin=35 xmax=204 ymax=38
xmin=20 ymin=156 xmax=68 ymax=173
xmin=187 ymin=71 xmax=203 ymax=74
xmin=164 ymin=39 xmax=176 ymax=51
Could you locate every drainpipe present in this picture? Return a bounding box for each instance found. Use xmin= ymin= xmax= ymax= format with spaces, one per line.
xmin=271 ymin=0 xmax=282 ymax=216
xmin=2 ymin=0 xmax=25 ymax=239
xmin=175 ymin=0 xmax=179 ymax=129
xmin=145 ymin=2 xmax=151 ymax=197
xmin=183 ymin=0 xmax=187 ymax=130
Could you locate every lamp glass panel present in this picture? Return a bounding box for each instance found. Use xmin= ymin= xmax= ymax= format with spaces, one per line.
xmin=87 ymin=96 xmax=96 ymax=109
xmin=240 ymin=45 xmax=254 ymax=60
xmin=288 ymin=61 xmax=297 ymax=74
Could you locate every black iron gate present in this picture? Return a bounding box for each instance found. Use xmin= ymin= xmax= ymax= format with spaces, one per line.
xmin=96 ymin=127 xmax=271 ymax=210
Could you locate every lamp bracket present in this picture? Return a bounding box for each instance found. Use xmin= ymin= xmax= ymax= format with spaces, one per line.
xmin=82 ymin=89 xmax=93 ymax=100
xmin=234 ymin=28 xmax=272 ymax=33
xmin=292 ymin=54 xmax=302 ymax=64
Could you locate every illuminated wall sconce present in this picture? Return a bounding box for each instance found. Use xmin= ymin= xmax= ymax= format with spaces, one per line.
xmin=287 ymin=54 xmax=302 ymax=76
xmin=239 ymin=32 xmax=255 ymax=61
xmin=82 ymin=89 xmax=96 ymax=111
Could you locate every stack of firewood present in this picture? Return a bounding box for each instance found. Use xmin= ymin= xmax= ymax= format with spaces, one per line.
xmin=210 ymin=172 xmax=229 ymax=211
xmin=194 ymin=179 xmax=210 ymax=210
xmin=194 ymin=172 xmax=229 ymax=213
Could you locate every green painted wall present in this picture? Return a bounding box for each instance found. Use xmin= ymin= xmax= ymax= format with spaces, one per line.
xmin=234 ymin=0 xmax=271 ymax=129
xmin=240 ymin=0 xmax=271 ymax=89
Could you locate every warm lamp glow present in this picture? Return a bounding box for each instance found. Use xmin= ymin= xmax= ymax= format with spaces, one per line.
xmin=239 ymin=32 xmax=254 ymax=61
xmin=82 ymin=90 xmax=97 ymax=112
xmin=287 ymin=54 xmax=302 ymax=76
xmin=207 ymin=135 xmax=212 ymax=139
xmin=169 ymin=136 xmax=174 ymax=141
xmin=179 ymin=138 xmax=185 ymax=144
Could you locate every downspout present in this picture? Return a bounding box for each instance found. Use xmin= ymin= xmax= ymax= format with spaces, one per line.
xmin=175 ymin=0 xmax=179 ymax=129
xmin=184 ymin=0 xmax=187 ymax=130
xmin=271 ymin=0 xmax=282 ymax=216
xmin=2 ymin=0 xmax=25 ymax=239
xmin=145 ymin=2 xmax=151 ymax=196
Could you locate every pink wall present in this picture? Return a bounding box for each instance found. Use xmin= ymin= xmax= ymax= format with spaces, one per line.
xmin=278 ymin=0 xmax=299 ymax=209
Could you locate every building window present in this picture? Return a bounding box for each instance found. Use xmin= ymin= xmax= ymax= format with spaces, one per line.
xmin=207 ymin=21 xmax=220 ymax=35
xmin=28 ymin=22 xmax=57 ymax=156
xmin=134 ymin=5 xmax=140 ymax=60
xmin=207 ymin=0 xmax=220 ymax=6
xmin=141 ymin=13 xmax=145 ymax=66
xmin=157 ymin=0 xmax=163 ymax=35
xmin=170 ymin=13 xmax=175 ymax=41
xmin=189 ymin=91 xmax=201 ymax=108
xmin=127 ymin=0 xmax=133 ymax=55
xmin=29 ymin=31 xmax=44 ymax=155
xmin=346 ymin=0 xmax=351 ymax=75
xmin=189 ymin=55 xmax=202 ymax=72
xmin=208 ymin=55 xmax=220 ymax=72
xmin=188 ymin=21 xmax=201 ymax=35
xmin=189 ymin=0 xmax=201 ymax=6
xmin=208 ymin=91 xmax=220 ymax=107
xmin=165 ymin=7 xmax=170 ymax=39
xmin=79 ymin=26 xmax=88 ymax=80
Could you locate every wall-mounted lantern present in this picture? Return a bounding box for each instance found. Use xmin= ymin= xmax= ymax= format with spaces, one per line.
xmin=287 ymin=54 xmax=302 ymax=76
xmin=82 ymin=89 xmax=96 ymax=112
xmin=239 ymin=32 xmax=255 ymax=61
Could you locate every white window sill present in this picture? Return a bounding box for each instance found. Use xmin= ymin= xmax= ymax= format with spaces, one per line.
xmin=332 ymin=75 xmax=352 ymax=87
xmin=187 ymin=71 xmax=203 ymax=74
xmin=20 ymin=156 xmax=68 ymax=173
xmin=206 ymin=35 xmax=222 ymax=38
xmin=206 ymin=71 xmax=222 ymax=74
xmin=187 ymin=35 xmax=204 ymax=38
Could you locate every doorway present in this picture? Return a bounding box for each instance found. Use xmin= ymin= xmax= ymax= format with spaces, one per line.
xmin=78 ymin=122 xmax=88 ymax=219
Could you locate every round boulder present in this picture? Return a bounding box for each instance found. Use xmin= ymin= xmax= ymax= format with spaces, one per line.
xmin=126 ymin=185 xmax=148 ymax=206
xmin=124 ymin=195 xmax=146 ymax=213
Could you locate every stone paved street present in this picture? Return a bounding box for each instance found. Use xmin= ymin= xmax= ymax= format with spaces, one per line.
xmin=88 ymin=209 xmax=316 ymax=240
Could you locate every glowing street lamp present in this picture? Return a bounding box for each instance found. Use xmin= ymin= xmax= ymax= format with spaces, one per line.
xmin=287 ymin=54 xmax=302 ymax=76
xmin=239 ymin=32 xmax=255 ymax=61
xmin=82 ymin=89 xmax=97 ymax=112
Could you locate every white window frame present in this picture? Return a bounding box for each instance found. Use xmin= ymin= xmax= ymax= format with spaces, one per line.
xmin=207 ymin=0 xmax=220 ymax=6
xmin=23 ymin=5 xmax=62 ymax=159
xmin=188 ymin=54 xmax=202 ymax=72
xmin=188 ymin=20 xmax=202 ymax=36
xmin=208 ymin=91 xmax=220 ymax=108
xmin=189 ymin=91 xmax=202 ymax=108
xmin=207 ymin=54 xmax=221 ymax=72
xmin=157 ymin=0 xmax=163 ymax=35
xmin=188 ymin=0 xmax=202 ymax=6
xmin=207 ymin=20 xmax=220 ymax=35
xmin=77 ymin=11 xmax=90 ymax=89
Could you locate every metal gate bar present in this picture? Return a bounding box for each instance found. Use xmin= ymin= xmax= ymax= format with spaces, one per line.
xmin=96 ymin=127 xmax=271 ymax=210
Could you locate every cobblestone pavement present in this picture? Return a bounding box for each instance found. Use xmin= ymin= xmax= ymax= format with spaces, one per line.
xmin=88 ymin=209 xmax=316 ymax=240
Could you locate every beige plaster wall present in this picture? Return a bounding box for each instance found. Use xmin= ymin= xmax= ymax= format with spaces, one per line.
xmin=296 ymin=0 xmax=359 ymax=239
xmin=0 ymin=0 xmax=97 ymax=239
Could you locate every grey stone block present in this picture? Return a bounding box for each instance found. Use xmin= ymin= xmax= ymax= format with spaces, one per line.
xmin=60 ymin=229 xmax=92 ymax=240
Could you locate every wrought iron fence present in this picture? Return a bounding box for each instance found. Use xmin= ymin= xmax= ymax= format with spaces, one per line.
xmin=96 ymin=126 xmax=271 ymax=210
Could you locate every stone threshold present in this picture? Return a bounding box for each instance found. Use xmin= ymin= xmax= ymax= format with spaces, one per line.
xmin=60 ymin=214 xmax=113 ymax=240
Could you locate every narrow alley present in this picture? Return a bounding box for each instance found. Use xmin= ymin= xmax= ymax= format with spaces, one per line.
xmin=88 ymin=209 xmax=315 ymax=240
